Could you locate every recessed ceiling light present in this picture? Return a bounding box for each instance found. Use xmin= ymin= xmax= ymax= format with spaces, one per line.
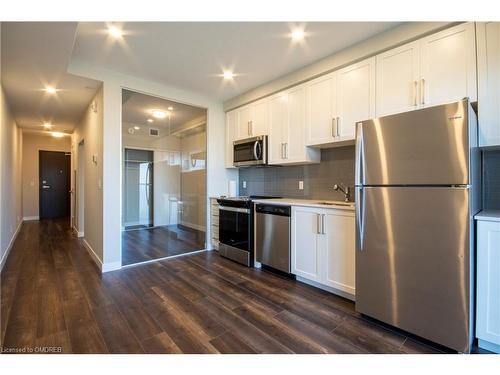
xmin=152 ymin=110 xmax=167 ymax=119
xmin=222 ymin=71 xmax=234 ymax=80
xmin=45 ymin=86 xmax=57 ymax=94
xmin=147 ymin=119 xmax=153 ymax=123
xmin=167 ymin=106 xmax=173 ymax=111
xmin=134 ymin=126 xmax=140 ymax=130
xmin=108 ymin=26 xmax=123 ymax=39
xmin=51 ymin=132 xmax=65 ymax=138
xmin=291 ymin=29 xmax=305 ymax=41
xmin=43 ymin=122 xmax=53 ymax=129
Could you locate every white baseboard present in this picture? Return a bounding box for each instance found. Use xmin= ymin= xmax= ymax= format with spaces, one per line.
xmin=82 ymin=239 xmax=121 ymax=273
xmin=23 ymin=216 xmax=39 ymax=221
xmin=72 ymin=226 xmax=84 ymax=237
xmin=102 ymin=261 xmax=122 ymax=273
xmin=0 ymin=220 xmax=23 ymax=272
xmin=180 ymin=221 xmax=206 ymax=232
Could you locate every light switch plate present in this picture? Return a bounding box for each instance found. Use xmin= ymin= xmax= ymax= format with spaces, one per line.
xmin=299 ymin=180 xmax=304 ymax=190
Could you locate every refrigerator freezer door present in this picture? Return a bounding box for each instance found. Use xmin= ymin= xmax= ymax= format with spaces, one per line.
xmin=355 ymin=186 xmax=471 ymax=352
xmin=356 ymin=100 xmax=470 ymax=186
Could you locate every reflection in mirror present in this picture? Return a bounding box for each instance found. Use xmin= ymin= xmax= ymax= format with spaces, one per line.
xmin=121 ymin=89 xmax=207 ymax=266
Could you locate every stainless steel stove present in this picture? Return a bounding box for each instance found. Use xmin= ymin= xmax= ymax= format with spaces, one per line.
xmin=216 ymin=195 xmax=278 ymax=266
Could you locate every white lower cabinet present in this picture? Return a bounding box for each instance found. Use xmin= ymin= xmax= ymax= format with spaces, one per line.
xmin=291 ymin=206 xmax=355 ymax=298
xmin=476 ymin=218 xmax=500 ymax=353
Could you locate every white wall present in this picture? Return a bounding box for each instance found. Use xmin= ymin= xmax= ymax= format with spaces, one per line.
xmin=72 ymin=86 xmax=104 ymax=267
xmin=0 ymin=84 xmax=23 ymax=270
xmin=21 ymin=131 xmax=71 ymax=219
xmin=68 ymin=62 xmax=238 ymax=271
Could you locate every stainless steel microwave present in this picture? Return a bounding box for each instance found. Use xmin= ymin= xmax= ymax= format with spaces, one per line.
xmin=233 ymin=136 xmax=267 ymax=167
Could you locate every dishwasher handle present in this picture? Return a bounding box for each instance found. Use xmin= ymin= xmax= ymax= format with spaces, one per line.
xmin=255 ymin=204 xmax=291 ymax=217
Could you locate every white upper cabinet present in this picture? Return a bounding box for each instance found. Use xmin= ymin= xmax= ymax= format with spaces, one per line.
xmin=420 ymin=22 xmax=477 ymax=107
xmin=306 ymin=57 xmax=375 ymax=146
xmin=335 ymin=57 xmax=376 ymax=141
xmin=376 ymin=41 xmax=420 ymax=117
xmin=268 ymin=93 xmax=288 ymax=165
xmin=306 ymin=73 xmax=336 ymax=145
xmin=235 ymin=105 xmax=252 ymax=140
xmin=268 ymin=85 xmax=320 ymax=165
xmin=234 ymin=100 xmax=269 ymax=141
xmin=477 ymin=22 xmax=500 ymax=147
xmin=225 ymin=110 xmax=237 ymax=168
xmin=250 ymin=99 xmax=269 ymax=137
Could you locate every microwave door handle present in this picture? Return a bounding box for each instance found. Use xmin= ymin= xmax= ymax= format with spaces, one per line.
xmin=253 ymin=141 xmax=260 ymax=160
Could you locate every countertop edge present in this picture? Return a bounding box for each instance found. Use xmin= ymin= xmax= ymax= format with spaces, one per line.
xmin=251 ymin=198 xmax=356 ymax=211
xmin=475 ymin=209 xmax=500 ymax=222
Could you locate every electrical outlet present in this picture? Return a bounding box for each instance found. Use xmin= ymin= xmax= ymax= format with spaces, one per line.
xmin=242 ymin=181 xmax=247 ymax=189
xmin=298 ymin=180 xmax=304 ymax=190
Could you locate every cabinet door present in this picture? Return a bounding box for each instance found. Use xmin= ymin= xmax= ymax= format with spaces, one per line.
xmin=306 ymin=74 xmax=336 ymax=145
xmin=476 ymin=220 xmax=500 ymax=349
xmin=225 ymin=110 xmax=237 ymax=168
xmin=322 ymin=210 xmax=356 ymax=296
xmin=477 ymin=22 xmax=500 ymax=147
xmin=376 ymin=41 xmax=420 ymax=117
xmin=284 ymin=85 xmax=307 ymax=163
xmin=291 ymin=207 xmax=322 ymax=282
xmin=420 ymin=22 xmax=477 ymax=107
xmin=336 ymin=57 xmax=376 ymax=141
xmin=268 ymin=93 xmax=288 ymax=165
xmin=236 ymin=105 xmax=252 ymax=140
xmin=250 ymin=99 xmax=269 ymax=137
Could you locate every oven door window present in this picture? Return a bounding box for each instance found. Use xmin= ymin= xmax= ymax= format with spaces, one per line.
xmin=219 ymin=208 xmax=249 ymax=251
xmin=234 ymin=141 xmax=259 ymax=163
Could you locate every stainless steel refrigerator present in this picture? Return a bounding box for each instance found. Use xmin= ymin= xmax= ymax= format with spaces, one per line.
xmin=354 ymin=99 xmax=480 ymax=353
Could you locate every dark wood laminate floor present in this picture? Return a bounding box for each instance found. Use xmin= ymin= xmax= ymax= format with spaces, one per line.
xmin=122 ymin=225 xmax=205 ymax=266
xmin=1 ymin=219 xmax=479 ymax=354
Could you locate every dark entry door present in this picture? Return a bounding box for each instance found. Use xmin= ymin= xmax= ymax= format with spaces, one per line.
xmin=39 ymin=151 xmax=71 ymax=219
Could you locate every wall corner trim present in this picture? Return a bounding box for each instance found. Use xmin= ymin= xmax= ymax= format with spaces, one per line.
xmin=0 ymin=219 xmax=23 ymax=272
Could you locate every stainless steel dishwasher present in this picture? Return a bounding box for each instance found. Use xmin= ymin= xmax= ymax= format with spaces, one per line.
xmin=255 ymin=204 xmax=291 ymax=273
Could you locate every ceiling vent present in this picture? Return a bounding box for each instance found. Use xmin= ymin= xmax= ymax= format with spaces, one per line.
xmin=149 ymin=128 xmax=160 ymax=137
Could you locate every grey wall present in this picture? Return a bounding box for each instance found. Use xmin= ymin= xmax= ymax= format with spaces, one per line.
xmin=483 ymin=150 xmax=500 ymax=209
xmin=239 ymin=146 xmax=355 ymax=201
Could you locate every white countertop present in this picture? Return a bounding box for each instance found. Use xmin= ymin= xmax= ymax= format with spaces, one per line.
xmin=475 ymin=210 xmax=500 ymax=222
xmin=252 ymin=198 xmax=355 ymax=211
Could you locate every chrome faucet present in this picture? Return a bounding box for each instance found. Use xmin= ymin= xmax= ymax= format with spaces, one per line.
xmin=333 ymin=183 xmax=351 ymax=202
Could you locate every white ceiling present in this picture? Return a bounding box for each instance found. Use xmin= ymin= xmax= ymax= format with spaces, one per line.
xmin=122 ymin=89 xmax=206 ymax=138
xmin=2 ymin=22 xmax=400 ymax=135
xmin=1 ymin=22 xmax=101 ymax=133
xmin=72 ymin=22 xmax=401 ymax=101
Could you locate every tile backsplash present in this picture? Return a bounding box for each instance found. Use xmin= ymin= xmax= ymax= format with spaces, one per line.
xmin=483 ymin=149 xmax=500 ymax=209
xmin=239 ymin=146 xmax=356 ymax=201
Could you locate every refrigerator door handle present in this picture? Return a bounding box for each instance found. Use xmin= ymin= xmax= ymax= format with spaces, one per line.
xmin=355 ymin=123 xmax=364 ymax=185
xmin=356 ymin=187 xmax=365 ymax=251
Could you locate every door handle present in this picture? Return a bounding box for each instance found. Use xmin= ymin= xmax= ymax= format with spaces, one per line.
xmin=355 ymin=188 xmax=365 ymax=251
xmin=413 ymin=81 xmax=418 ymax=106
xmin=421 ymin=78 xmax=426 ymax=105
xmin=42 ymin=185 xmax=50 ymax=189
xmin=316 ymin=214 xmax=321 ymax=234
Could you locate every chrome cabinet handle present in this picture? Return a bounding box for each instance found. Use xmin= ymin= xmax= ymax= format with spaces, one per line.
xmin=331 ymin=117 xmax=336 ymax=138
xmin=336 ymin=117 xmax=341 ymax=137
xmin=249 ymin=121 xmax=253 ymax=136
xmin=321 ymin=214 xmax=326 ymax=235
xmin=421 ymin=78 xmax=425 ymax=105
xmin=413 ymin=81 xmax=418 ymax=106
xmin=284 ymin=143 xmax=288 ymax=159
xmin=281 ymin=143 xmax=284 ymax=159
xmin=247 ymin=121 xmax=251 ymax=136
xmin=316 ymin=214 xmax=321 ymax=234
